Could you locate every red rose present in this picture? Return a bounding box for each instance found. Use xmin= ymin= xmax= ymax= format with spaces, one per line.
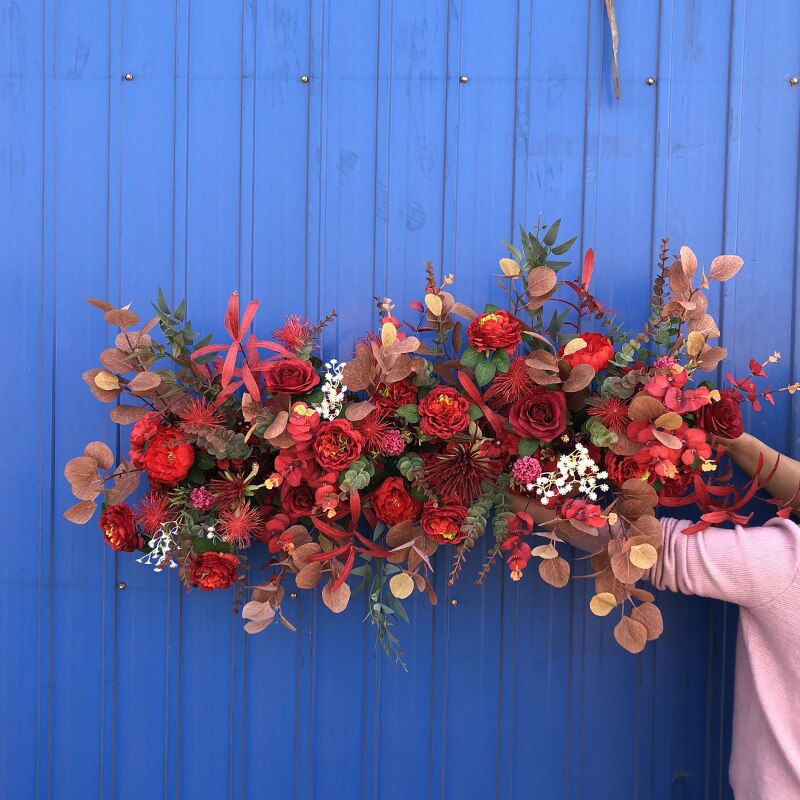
xmin=280 ymin=482 xmax=316 ymax=519
xmin=98 ymin=503 xmax=139 ymax=552
xmin=421 ymin=497 xmax=468 ymax=544
xmin=603 ymin=451 xmax=648 ymax=488
xmin=190 ymin=551 xmax=240 ymax=591
xmin=466 ymin=310 xmax=523 ymax=354
xmin=371 ymin=477 xmax=422 ymax=526
xmin=509 ymin=389 xmax=568 ymax=442
xmin=561 ymin=332 xmax=614 ymax=372
xmin=263 ymin=358 xmax=320 ymax=395
xmin=373 ymin=380 xmax=418 ymax=411
xmin=696 ymin=389 xmax=745 ymax=439
xmin=418 ymin=387 xmax=471 ymax=439
xmin=129 ymin=412 xmax=160 ymax=469
xmin=142 ymin=427 xmax=195 ymax=486
xmin=313 ymin=419 xmax=364 ymax=471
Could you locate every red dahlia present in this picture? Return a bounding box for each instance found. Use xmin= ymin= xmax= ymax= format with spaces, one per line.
xmin=466 ymin=310 xmax=523 ymax=354
xmin=421 ymin=497 xmax=469 ymax=545
xmin=190 ymin=551 xmax=240 ymax=591
xmin=423 ymin=439 xmax=504 ymax=505
xmin=417 ymin=387 xmax=471 ymax=439
xmin=99 ymin=503 xmax=140 ymax=552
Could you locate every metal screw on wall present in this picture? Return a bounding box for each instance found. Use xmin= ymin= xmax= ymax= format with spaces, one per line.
xmin=459 ymin=75 xmax=469 ymax=84
xmin=449 ymin=598 xmax=458 ymax=606
xmin=124 ymin=73 xmax=133 ymax=81
xmin=645 ymin=77 xmax=655 ymax=86
xmin=289 ymin=592 xmax=298 ymax=599
xmin=300 ymin=75 xmax=309 ymax=84
xmin=790 ymin=77 xmax=799 ymax=86
xmin=117 ymin=582 xmax=126 ymax=590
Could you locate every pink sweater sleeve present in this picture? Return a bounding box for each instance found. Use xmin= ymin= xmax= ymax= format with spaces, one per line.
xmin=648 ymin=517 xmax=800 ymax=606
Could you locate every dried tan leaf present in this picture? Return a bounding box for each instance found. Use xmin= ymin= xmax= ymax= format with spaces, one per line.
xmin=629 ymin=543 xmax=658 ymax=569
xmin=539 ymin=556 xmax=570 ymax=588
xmin=106 ymin=463 xmax=141 ymax=504
xmin=381 ymin=322 xmax=397 ymax=346
xmin=630 ymin=602 xmax=663 ymax=641
xmin=425 ymin=293 xmax=443 ymax=316
xmin=589 ymin=592 xmax=618 ymax=617
xmin=614 ymin=615 xmax=648 ymax=653
xmin=499 ymin=257 xmax=521 ymax=277
xmin=686 ymin=331 xmax=706 ymax=358
xmin=708 ymin=254 xmax=744 ymax=282
xmin=389 ymin=572 xmax=414 ymax=600
xmin=94 ymin=371 xmax=121 ymax=391
xmin=654 ymin=411 xmax=683 ymax=431
xmin=531 ymin=543 xmax=559 ymax=560
xmin=83 ymin=441 xmax=114 ymax=470
xmin=562 ymin=337 xmax=587 ymax=357
xmin=667 ymin=260 xmax=691 ymax=298
xmin=322 ymin=579 xmax=351 ymax=613
xmin=63 ymin=499 xmax=97 ymax=524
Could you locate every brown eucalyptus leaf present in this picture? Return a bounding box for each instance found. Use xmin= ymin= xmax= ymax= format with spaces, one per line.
xmin=267 ymin=430 xmax=295 ymax=449
xmin=708 ymin=254 xmax=744 ymax=282
xmin=621 ymin=479 xmax=658 ymax=507
xmin=291 ymin=542 xmax=322 ymax=569
xmin=628 ymin=394 xmax=666 ymax=422
xmin=389 ymin=573 xmax=414 ymax=600
xmin=679 ymin=245 xmax=698 ymax=279
xmin=87 ymin=297 xmax=115 ymax=312
xmin=406 ymin=548 xmax=421 ymax=571
xmin=129 ymin=371 xmax=162 ymax=394
xmin=295 ymin=562 xmax=323 ymax=589
xmin=140 ymin=316 xmax=160 ymax=335
xmin=528 ymin=368 xmax=562 ymax=386
xmin=667 ymin=260 xmax=691 ymax=299
xmin=688 ymin=313 xmax=720 ymax=340
xmin=83 ymin=441 xmax=114 ymax=470
xmin=322 ymin=579 xmax=351 ymax=613
xmin=110 ymin=404 xmax=148 ymax=425
xmin=384 ymin=336 xmax=422 ymax=355
xmin=386 ymin=520 xmax=416 ymax=548
xmin=451 ymin=303 xmax=477 ymax=322
xmin=589 ymin=592 xmax=618 ymax=617
xmin=243 ymin=616 xmax=274 ymax=634
xmin=242 ymin=600 xmax=276 ymax=624
xmin=616 ymin=499 xmax=654 ymax=520
xmin=630 ymin=587 xmax=656 ymax=603
xmin=628 ymin=543 xmax=658 ymax=569
xmin=609 ymin=432 xmax=639 ymax=456
xmin=104 ymin=307 xmax=140 ymax=328
xmin=685 ymin=291 xmax=708 ymax=320
xmin=106 ymin=464 xmax=140 ymax=504
xmin=411 ymin=572 xmax=426 ymax=592
xmin=115 ymin=330 xmax=152 ymax=353
xmin=425 ymin=579 xmax=438 ymax=606
xmin=64 ymin=456 xmax=104 ymax=500
xmin=263 ymin=410 xmax=289 ymax=439
xmin=695 ymin=346 xmax=727 ymax=372
xmin=628 ymin=515 xmax=663 ymax=540
xmin=595 ymin=569 xmax=626 ymax=603
xmin=100 ymin=348 xmax=135 ymax=374
xmin=539 ymin=556 xmax=570 ymax=588
xmin=630 ymin=602 xmax=664 ymax=641
xmin=526 ymin=287 xmax=556 ymax=311
xmin=562 ymin=363 xmax=595 ymax=393
xmin=527 ymin=266 xmax=557 ymax=298
xmin=610 ymin=551 xmax=645 ymax=584
xmin=654 ymin=412 xmax=683 ymax=431
xmin=624 ymin=532 xmax=663 ymax=552
xmin=614 ymin=616 xmax=648 ymax=653
xmin=652 ymin=429 xmax=682 ymax=450
xmin=526 ymin=349 xmax=559 ymax=371
xmin=345 ymin=401 xmax=376 ymax=422
xmin=63 ymin=499 xmax=97 ymax=524
xmin=281 ymin=525 xmax=313 ymax=549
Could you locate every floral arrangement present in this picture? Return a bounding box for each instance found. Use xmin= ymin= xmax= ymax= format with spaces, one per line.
xmin=65 ymin=221 xmax=798 ymax=664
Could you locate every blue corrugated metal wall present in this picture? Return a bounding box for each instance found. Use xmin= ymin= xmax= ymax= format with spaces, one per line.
xmin=3 ymin=1 xmax=798 ymax=798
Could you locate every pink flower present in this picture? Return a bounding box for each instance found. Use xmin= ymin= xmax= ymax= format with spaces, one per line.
xmin=380 ymin=430 xmax=405 ymax=456
xmin=512 ymin=456 xmax=542 ymax=485
xmin=191 ymin=486 xmax=214 ymax=510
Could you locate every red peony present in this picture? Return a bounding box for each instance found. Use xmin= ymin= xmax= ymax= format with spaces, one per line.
xmin=99 ymin=503 xmax=139 ymax=552
xmin=421 ymin=497 xmax=468 ymax=544
xmin=371 ymin=477 xmax=422 ymax=526
xmin=604 ymin=451 xmax=647 ymax=487
xmin=509 ymin=389 xmax=568 ymax=442
xmin=373 ymin=380 xmax=418 ymax=411
xmin=129 ymin=412 xmax=160 ymax=469
xmin=466 ymin=310 xmax=523 ymax=354
xmin=263 ymin=357 xmax=320 ymax=395
xmin=312 ymin=419 xmax=364 ymax=471
xmin=696 ymin=389 xmax=745 ymax=439
xmin=189 ymin=551 xmax=240 ymax=591
xmin=417 ymin=387 xmax=471 ymax=439
xmin=560 ymin=332 xmax=614 ymax=372
xmin=142 ymin=427 xmax=195 ymax=486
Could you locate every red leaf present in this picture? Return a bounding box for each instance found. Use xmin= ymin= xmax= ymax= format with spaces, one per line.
xmin=749 ymin=359 xmax=766 ymax=377
xmin=581 ymin=248 xmax=595 ymax=288
xmin=409 ymin=300 xmax=425 ymax=313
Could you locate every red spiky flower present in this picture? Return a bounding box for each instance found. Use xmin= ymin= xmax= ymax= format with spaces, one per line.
xmin=207 ymin=472 xmax=253 ymax=512
xmin=483 ymin=356 xmax=538 ymax=410
xmin=134 ymin=492 xmax=173 ymax=536
xmin=586 ymin=395 xmax=630 ymax=433
xmin=356 ymin=410 xmax=392 ymax=452
xmin=423 ymin=439 xmax=504 ymax=504
xmin=218 ymin=501 xmax=264 ymax=547
xmin=177 ymin=397 xmax=226 ymax=434
xmin=272 ymin=315 xmax=314 ymax=352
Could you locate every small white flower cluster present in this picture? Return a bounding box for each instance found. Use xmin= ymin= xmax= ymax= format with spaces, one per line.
xmin=137 ymin=523 xmax=179 ymax=572
xmin=532 ymin=442 xmax=610 ymax=506
xmin=313 ymin=358 xmax=348 ymax=421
